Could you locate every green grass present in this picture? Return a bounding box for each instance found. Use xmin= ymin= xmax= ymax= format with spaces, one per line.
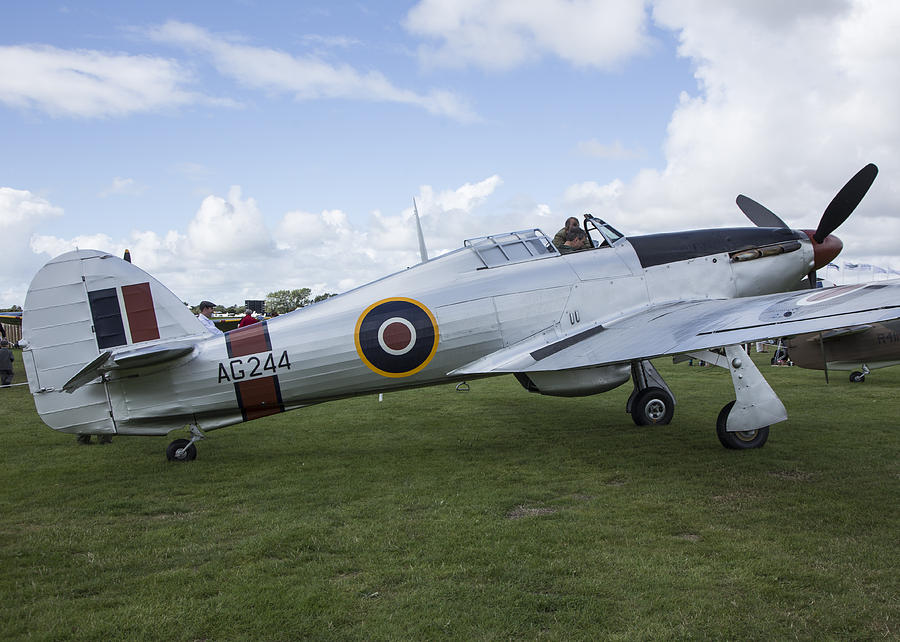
xmin=1 ymin=348 xmax=898 ymax=640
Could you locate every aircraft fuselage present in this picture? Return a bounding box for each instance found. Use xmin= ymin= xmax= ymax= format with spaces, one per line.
xmin=100 ymin=225 xmax=814 ymax=435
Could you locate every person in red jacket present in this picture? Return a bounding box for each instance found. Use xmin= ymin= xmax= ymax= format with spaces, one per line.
xmin=238 ymin=309 xmax=259 ymax=327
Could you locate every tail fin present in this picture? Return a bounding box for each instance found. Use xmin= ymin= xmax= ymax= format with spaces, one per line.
xmin=23 ymin=249 xmax=204 ymax=434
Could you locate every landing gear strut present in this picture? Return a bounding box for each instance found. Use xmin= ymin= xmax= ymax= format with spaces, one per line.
xmin=166 ymin=425 xmax=205 ymax=462
xmin=688 ymin=345 xmax=785 ymax=449
xmin=627 ymin=360 xmax=676 ymax=425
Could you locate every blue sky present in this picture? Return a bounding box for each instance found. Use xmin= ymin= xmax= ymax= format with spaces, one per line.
xmin=3 ymin=1 xmax=899 ymax=306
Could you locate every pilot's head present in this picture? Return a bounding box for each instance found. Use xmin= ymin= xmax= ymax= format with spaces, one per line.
xmin=565 ymin=228 xmax=586 ymax=247
xmin=565 ymin=217 xmax=579 ymax=230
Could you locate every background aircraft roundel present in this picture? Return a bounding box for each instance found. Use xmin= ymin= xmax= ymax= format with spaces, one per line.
xmin=354 ymin=297 xmax=439 ymax=377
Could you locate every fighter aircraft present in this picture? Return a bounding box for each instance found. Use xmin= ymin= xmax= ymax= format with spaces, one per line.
xmin=20 ymin=163 xmax=900 ymax=460
xmin=785 ymin=318 xmax=900 ymax=382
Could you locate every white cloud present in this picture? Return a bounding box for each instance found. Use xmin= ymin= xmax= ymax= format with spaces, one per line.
xmin=565 ymin=0 xmax=900 ymax=250
xmin=0 ymin=45 xmax=202 ymax=118
xmin=367 ymin=175 xmax=507 ymax=256
xmin=405 ymin=0 xmax=651 ymax=70
xmin=275 ymin=208 xmax=355 ymax=248
xmin=148 ymin=21 xmax=478 ymax=123
xmin=186 ymin=186 xmax=273 ymax=255
xmin=563 ymin=179 xmax=625 ymax=213
xmin=30 ymin=232 xmax=117 ymax=259
xmin=0 ymin=188 xmax=63 ymax=229
xmin=8 ymin=177 xmax=514 ymax=307
xmin=99 ymin=177 xmax=147 ymax=197
xmin=0 ymin=188 xmax=63 ymax=304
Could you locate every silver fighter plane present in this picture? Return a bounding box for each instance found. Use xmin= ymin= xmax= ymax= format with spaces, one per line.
xmin=21 ymin=164 xmax=900 ymax=459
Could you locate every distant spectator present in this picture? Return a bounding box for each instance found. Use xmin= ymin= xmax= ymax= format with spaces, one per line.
xmin=197 ymin=301 xmax=224 ymax=335
xmin=238 ymin=309 xmax=259 ymax=328
xmin=76 ymin=433 xmax=112 ymax=445
xmin=0 ymin=339 xmax=13 ymax=387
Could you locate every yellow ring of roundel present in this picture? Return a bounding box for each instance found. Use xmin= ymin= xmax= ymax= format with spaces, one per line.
xmin=354 ymin=297 xmax=440 ymax=378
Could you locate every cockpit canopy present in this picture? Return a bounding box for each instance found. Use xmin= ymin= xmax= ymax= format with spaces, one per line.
xmin=463 ymin=215 xmax=627 ymax=269
xmin=583 ymin=215 xmax=625 ymax=248
xmin=464 ymin=229 xmax=557 ymax=268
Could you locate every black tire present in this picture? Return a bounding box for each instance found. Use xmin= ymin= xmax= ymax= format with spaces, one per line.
xmin=631 ymin=387 xmax=675 ymax=426
xmin=166 ymin=438 xmax=197 ymax=462
xmin=715 ymin=401 xmax=769 ymax=449
xmin=849 ymin=371 xmax=866 ymax=383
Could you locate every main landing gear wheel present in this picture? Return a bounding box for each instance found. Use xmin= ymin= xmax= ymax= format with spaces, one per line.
xmin=849 ymin=371 xmax=866 ymax=383
xmin=631 ymin=387 xmax=675 ymax=426
xmin=715 ymin=401 xmax=769 ymax=449
xmin=166 ymin=438 xmax=198 ymax=462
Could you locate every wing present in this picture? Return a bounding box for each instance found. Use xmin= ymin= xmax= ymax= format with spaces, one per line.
xmin=451 ymin=281 xmax=900 ymax=375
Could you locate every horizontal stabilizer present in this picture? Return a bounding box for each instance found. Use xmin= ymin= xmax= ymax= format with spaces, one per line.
xmin=62 ymin=340 xmax=197 ymax=393
xmin=62 ymin=351 xmax=112 ymax=393
xmin=111 ymin=341 xmax=196 ymax=368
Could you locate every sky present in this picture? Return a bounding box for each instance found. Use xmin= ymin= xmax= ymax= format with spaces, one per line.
xmin=2 ymin=0 xmax=900 ymax=307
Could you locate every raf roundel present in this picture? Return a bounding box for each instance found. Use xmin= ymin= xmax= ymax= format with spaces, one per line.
xmin=355 ymin=298 xmax=439 ymax=377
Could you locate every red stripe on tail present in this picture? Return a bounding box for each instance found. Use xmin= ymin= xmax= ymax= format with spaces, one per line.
xmin=121 ymin=282 xmax=160 ymax=343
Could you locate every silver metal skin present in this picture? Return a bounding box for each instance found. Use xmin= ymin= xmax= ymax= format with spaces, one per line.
xmin=21 ymin=215 xmax=900 ymax=451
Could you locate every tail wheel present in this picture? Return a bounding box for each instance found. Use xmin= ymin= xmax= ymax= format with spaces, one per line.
xmin=715 ymin=401 xmax=769 ymax=449
xmin=631 ymin=387 xmax=675 ymax=426
xmin=166 ymin=438 xmax=198 ymax=462
xmin=849 ymin=371 xmax=866 ymax=383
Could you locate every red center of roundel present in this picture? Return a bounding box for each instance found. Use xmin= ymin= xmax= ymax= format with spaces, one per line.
xmin=382 ymin=322 xmax=412 ymax=350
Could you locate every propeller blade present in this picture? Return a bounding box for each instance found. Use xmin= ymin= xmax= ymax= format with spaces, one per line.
xmin=736 ymin=194 xmax=789 ymax=228
xmin=806 ymin=270 xmax=817 ymax=289
xmin=813 ymin=163 xmax=878 ymax=243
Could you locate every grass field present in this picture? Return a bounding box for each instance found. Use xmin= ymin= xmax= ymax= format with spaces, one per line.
xmin=1 ymin=347 xmax=898 ymax=640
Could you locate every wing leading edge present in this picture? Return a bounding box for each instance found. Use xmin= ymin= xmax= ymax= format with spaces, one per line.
xmin=450 ymin=281 xmax=900 ymax=375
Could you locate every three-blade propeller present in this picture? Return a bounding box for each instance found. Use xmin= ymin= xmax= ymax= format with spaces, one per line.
xmin=735 ymin=194 xmax=788 ymax=229
xmin=737 ymin=163 xmax=878 ymax=288
xmin=813 ymin=163 xmax=878 ymax=243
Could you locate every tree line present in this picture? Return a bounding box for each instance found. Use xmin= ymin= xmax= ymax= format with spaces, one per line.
xmin=189 ymin=289 xmax=337 ymax=316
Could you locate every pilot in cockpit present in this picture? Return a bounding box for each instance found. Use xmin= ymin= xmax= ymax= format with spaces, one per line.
xmin=558 ymin=228 xmax=587 ymax=254
xmin=552 ymin=217 xmax=581 ymax=249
